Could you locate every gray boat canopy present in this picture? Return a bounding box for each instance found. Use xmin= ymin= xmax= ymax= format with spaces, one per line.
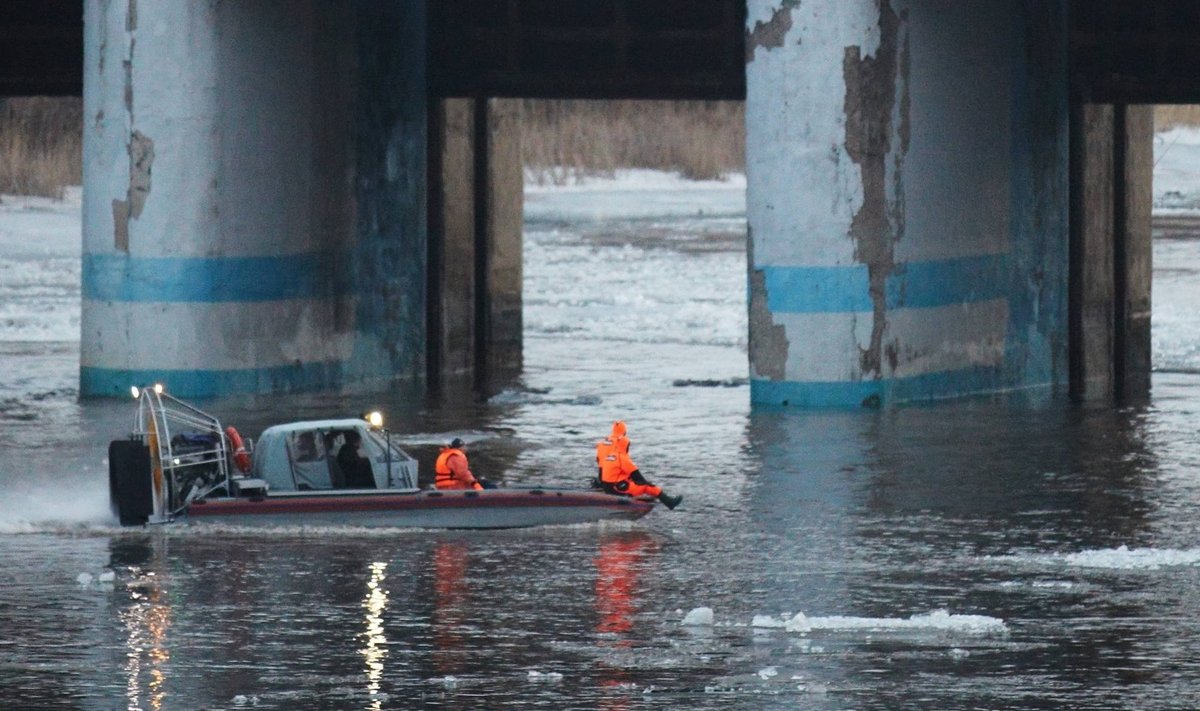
xmin=251 ymin=419 xmax=419 ymax=492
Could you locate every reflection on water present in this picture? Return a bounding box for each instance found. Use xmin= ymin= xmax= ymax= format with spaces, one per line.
xmin=118 ymin=539 xmax=170 ymax=711
xmin=360 ymin=561 xmax=388 ymax=709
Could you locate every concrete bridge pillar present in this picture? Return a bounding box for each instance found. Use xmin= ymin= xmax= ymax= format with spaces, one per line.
xmin=1069 ymin=104 xmax=1153 ymax=401
xmin=427 ymin=98 xmax=524 ymax=395
xmin=745 ymin=0 xmax=1069 ymax=406
xmin=81 ymin=0 xmax=427 ymax=397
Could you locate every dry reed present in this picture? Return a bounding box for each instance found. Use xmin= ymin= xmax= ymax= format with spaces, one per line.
xmin=1155 ymin=105 xmax=1200 ymax=131
xmin=521 ymin=99 xmax=744 ymax=185
xmin=0 ymin=97 xmax=82 ymax=199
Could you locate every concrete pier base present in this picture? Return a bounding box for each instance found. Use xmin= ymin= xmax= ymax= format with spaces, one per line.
xmin=80 ymin=0 xmax=426 ymax=397
xmin=745 ymin=0 xmax=1069 ymax=407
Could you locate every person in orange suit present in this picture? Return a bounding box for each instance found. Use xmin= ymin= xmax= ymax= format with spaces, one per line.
xmin=596 ymin=421 xmax=682 ymax=509
xmin=435 ymin=438 xmax=484 ymax=490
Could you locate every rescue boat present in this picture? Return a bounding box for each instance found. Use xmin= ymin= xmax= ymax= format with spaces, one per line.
xmin=108 ymin=386 xmax=655 ymax=529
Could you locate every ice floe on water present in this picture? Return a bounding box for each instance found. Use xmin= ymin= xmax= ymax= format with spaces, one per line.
xmin=750 ymin=609 xmax=1008 ymax=636
xmin=1062 ymin=545 xmax=1200 ymax=570
xmin=991 ymin=545 xmax=1200 ymax=571
xmin=681 ymin=606 xmax=714 ymax=626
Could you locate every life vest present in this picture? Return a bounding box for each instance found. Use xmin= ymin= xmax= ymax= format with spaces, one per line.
xmin=599 ymin=437 xmax=633 ymax=484
xmin=435 ymin=447 xmax=467 ymax=488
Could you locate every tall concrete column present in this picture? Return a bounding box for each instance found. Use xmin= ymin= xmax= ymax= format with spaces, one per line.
xmin=81 ymin=0 xmax=426 ymax=397
xmin=745 ymin=0 xmax=1069 ymax=407
xmin=427 ymin=97 xmax=523 ymax=394
xmin=1069 ymin=104 xmax=1153 ymax=401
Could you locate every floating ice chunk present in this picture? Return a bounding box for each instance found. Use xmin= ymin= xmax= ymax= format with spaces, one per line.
xmin=681 ymin=607 xmax=714 ymax=626
xmin=750 ymin=609 xmax=1007 ymax=636
xmin=757 ymin=666 xmax=778 ymax=680
xmin=527 ymin=671 xmax=563 ymax=682
xmin=949 ymin=648 xmax=971 ymax=659
xmin=98 ymin=571 xmax=115 ymax=583
xmin=751 ymin=614 xmax=785 ymax=628
xmin=76 ymin=572 xmax=93 ymax=586
xmin=1063 ymin=545 xmax=1200 ymax=570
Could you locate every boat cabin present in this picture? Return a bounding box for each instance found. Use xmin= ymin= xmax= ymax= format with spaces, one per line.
xmin=252 ymin=419 xmax=419 ymax=492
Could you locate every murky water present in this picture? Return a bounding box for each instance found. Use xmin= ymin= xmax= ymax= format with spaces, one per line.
xmin=4 ymin=180 xmax=1200 ymax=709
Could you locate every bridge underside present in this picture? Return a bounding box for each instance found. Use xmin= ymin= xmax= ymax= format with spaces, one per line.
xmin=4 ymin=1 xmax=1198 ymax=403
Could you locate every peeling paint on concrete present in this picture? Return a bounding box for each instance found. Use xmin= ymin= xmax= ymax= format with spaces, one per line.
xmin=112 ymin=128 xmax=153 ymax=252
xmin=843 ymin=0 xmax=905 ymax=379
xmin=747 ymin=231 xmax=789 ymax=380
xmin=745 ymin=0 xmax=801 ymax=63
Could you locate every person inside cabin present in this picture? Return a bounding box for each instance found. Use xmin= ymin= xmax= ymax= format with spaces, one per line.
xmin=295 ymin=431 xmax=320 ymax=461
xmin=596 ymin=420 xmax=682 ymax=510
xmin=434 ymin=438 xmax=484 ymax=490
xmin=336 ymin=430 xmax=377 ymax=489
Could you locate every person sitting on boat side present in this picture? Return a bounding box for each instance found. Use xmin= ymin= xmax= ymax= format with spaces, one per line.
xmin=435 ymin=438 xmax=484 ymax=490
xmin=336 ymin=430 xmax=376 ymax=489
xmin=597 ymin=421 xmax=682 ymax=510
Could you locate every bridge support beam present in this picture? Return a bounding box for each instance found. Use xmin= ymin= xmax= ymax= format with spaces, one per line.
xmin=427 ymin=98 xmax=524 ymax=395
xmin=1069 ymin=104 xmax=1153 ymax=401
xmin=80 ymin=1 xmax=427 ymax=397
xmin=746 ymin=0 xmax=1069 ymax=406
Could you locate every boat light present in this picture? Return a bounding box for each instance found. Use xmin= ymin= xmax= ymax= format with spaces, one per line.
xmin=153 ymin=383 xmax=164 ymax=394
xmin=130 ymin=386 xmax=140 ymax=399
xmin=365 ymin=411 xmax=384 ymax=428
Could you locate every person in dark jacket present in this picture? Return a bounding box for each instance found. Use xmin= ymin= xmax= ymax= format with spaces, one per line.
xmin=337 ymin=430 xmax=376 ymax=489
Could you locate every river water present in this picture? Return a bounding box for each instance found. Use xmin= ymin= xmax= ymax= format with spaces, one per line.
xmin=4 ymin=173 xmax=1200 ymax=709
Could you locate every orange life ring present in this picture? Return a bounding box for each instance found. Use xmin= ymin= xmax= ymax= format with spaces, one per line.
xmin=225 ymin=426 xmax=252 ymax=473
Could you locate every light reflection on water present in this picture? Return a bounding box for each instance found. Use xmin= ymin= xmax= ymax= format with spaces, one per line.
xmin=3 ymin=193 xmax=1200 ymax=707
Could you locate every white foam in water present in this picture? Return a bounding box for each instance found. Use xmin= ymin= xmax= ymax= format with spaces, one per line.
xmin=1062 ymin=545 xmax=1200 ymax=570
xmin=0 ymin=478 xmax=119 ymax=533
xmin=751 ymin=609 xmax=1008 ymax=636
xmin=681 ymin=606 xmax=714 ymax=626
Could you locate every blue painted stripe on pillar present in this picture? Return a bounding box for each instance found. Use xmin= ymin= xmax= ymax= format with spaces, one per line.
xmin=750 ymin=365 xmax=1029 ymax=408
xmin=82 ymin=252 xmax=337 ymax=303
xmin=81 ymin=361 xmax=348 ymax=399
xmin=761 ymin=253 xmax=1012 ymax=313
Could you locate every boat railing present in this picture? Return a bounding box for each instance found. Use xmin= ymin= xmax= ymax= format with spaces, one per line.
xmin=131 ymin=385 xmax=232 ymax=522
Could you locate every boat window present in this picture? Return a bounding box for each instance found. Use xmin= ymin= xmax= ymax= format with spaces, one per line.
xmin=287 ymin=430 xmax=333 ymax=490
xmin=363 ymin=430 xmax=419 ymax=489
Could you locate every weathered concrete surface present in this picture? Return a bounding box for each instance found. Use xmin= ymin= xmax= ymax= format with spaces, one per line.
xmin=81 ymin=0 xmax=427 ymax=397
xmin=426 ymin=98 xmax=524 ymax=394
xmin=481 ymin=98 xmax=525 ymax=388
xmin=1070 ymin=103 xmax=1153 ymax=401
xmin=428 ymin=98 xmax=477 ymax=385
xmin=1121 ymin=106 xmax=1153 ymax=400
xmin=1071 ymin=104 xmax=1117 ymax=399
xmin=746 ymin=0 xmax=1069 ymax=407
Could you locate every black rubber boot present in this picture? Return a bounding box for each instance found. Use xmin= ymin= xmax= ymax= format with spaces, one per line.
xmin=657 ymin=492 xmax=682 ymax=510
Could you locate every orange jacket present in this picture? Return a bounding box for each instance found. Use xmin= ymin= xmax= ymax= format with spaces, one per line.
xmin=598 ymin=421 xmax=637 ymax=484
xmin=435 ymin=448 xmax=482 ymax=490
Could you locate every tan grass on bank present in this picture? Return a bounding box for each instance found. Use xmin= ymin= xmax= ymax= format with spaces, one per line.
xmin=0 ymin=97 xmax=82 ymax=199
xmin=21 ymin=100 xmax=1195 ymax=196
xmin=1155 ymin=105 xmax=1200 ymax=132
xmin=521 ymin=99 xmax=745 ymax=185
